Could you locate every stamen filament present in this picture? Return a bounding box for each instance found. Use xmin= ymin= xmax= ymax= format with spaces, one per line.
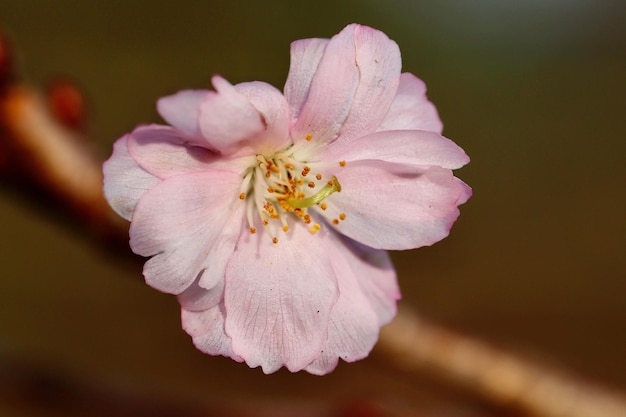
xmin=287 ymin=176 xmax=341 ymax=208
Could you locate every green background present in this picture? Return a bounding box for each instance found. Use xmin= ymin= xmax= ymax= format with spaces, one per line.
xmin=1 ymin=0 xmax=625 ymax=412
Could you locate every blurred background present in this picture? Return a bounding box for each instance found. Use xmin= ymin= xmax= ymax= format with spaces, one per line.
xmin=1 ymin=0 xmax=625 ymax=415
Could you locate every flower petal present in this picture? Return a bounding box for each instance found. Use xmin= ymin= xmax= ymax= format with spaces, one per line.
xmin=130 ymin=170 xmax=244 ymax=294
xmin=304 ymin=233 xmax=395 ymax=375
xmin=234 ymin=81 xmax=291 ymax=153
xmin=177 ymin=275 xmax=225 ymax=312
xmin=181 ymin=303 xmax=244 ymax=362
xmin=198 ymin=76 xmax=266 ymax=154
xmin=290 ymin=24 xmax=401 ymax=150
xmin=128 ymin=125 xmax=222 ymax=179
xmin=340 ymin=236 xmax=399 ymax=326
xmin=157 ymin=89 xmax=209 ymax=138
xmin=378 ymin=73 xmax=443 ymax=134
xmin=317 ymin=129 xmax=470 ymax=169
xmin=283 ymin=38 xmax=329 ymax=119
xmin=324 ymin=160 xmax=469 ymax=250
xmin=224 ymin=225 xmax=339 ymax=374
xmin=103 ymin=134 xmax=161 ymax=221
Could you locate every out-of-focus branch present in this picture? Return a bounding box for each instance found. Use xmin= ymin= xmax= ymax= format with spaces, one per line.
xmin=377 ymin=309 xmax=626 ymax=417
xmin=2 ymin=31 xmax=626 ymax=417
xmin=0 ymin=33 xmax=127 ymax=251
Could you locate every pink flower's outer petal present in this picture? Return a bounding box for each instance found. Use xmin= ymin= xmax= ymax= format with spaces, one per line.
xmin=335 ymin=27 xmax=401 ymax=142
xmin=224 ymin=226 xmax=339 ymax=374
xmin=292 ymin=24 xmax=401 ymax=146
xmin=456 ymin=178 xmax=472 ymax=206
xmin=177 ymin=276 xmax=224 ymax=312
xmin=103 ymin=134 xmax=161 ymax=221
xmin=378 ymin=73 xmax=443 ymax=134
xmin=198 ymin=76 xmax=266 ymax=154
xmin=234 ymin=81 xmax=291 ymax=153
xmin=283 ymin=38 xmax=329 ymax=120
xmin=317 ymin=130 xmax=469 ymax=169
xmin=341 ymin=237 xmax=400 ymax=326
xmin=182 ymin=304 xmax=244 ymax=362
xmin=157 ymin=89 xmax=209 ymax=138
xmin=130 ymin=170 xmax=244 ymax=294
xmin=304 ymin=233 xmax=396 ymax=375
xmin=325 ymin=160 xmax=469 ymax=250
xmin=127 ymin=125 xmax=220 ymax=179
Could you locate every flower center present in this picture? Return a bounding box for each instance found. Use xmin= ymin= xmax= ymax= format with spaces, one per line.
xmin=238 ymin=151 xmax=345 ymax=243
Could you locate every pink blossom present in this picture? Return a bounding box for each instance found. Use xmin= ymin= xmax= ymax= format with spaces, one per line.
xmin=103 ymin=24 xmax=471 ymax=375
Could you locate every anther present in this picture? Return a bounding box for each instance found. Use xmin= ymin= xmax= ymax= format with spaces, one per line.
xmin=339 ymin=160 xmax=346 ymax=167
xmin=339 ymin=213 xmax=346 ymax=220
xmin=301 ymin=166 xmax=311 ymax=176
xmin=249 ymin=227 xmax=257 ymax=234
xmin=305 ymin=134 xmax=312 ymax=141
xmin=239 ymin=193 xmax=246 ymax=200
xmin=308 ymin=182 xmax=315 ymax=188
xmin=309 ymin=223 xmax=321 ymax=233
xmin=316 ymin=173 xmax=322 ymax=180
xmin=332 ymin=219 xmax=339 ymax=225
xmin=282 ymin=225 xmax=289 ymax=232
xmin=272 ymin=237 xmax=278 ymax=244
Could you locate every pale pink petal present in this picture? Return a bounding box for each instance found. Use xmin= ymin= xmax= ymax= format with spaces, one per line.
xmin=283 ymin=38 xmax=329 ymax=119
xmin=340 ymin=236 xmax=399 ymax=326
xmin=224 ymin=225 xmax=339 ymax=374
xmin=127 ymin=125 xmax=222 ymax=179
xmin=288 ymin=25 xmax=360 ymax=145
xmin=182 ymin=303 xmax=243 ymax=362
xmin=198 ymin=76 xmax=266 ymax=154
xmin=234 ymin=81 xmax=291 ymax=153
xmin=324 ymin=160 xmax=468 ymax=250
xmin=177 ymin=276 xmax=224 ymax=312
xmin=304 ymin=234 xmax=391 ymax=375
xmin=130 ymin=170 xmax=244 ymax=294
xmin=378 ymin=73 xmax=443 ymax=134
xmin=334 ymin=27 xmax=401 ymax=141
xmin=103 ymin=134 xmax=161 ymax=221
xmin=291 ymin=24 xmax=401 ymax=150
xmin=456 ymin=178 xmax=472 ymax=205
xmin=317 ymin=129 xmax=469 ymax=169
xmin=157 ymin=89 xmax=209 ymax=138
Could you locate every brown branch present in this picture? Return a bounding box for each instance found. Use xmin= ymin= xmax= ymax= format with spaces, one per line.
xmin=0 ymin=84 xmax=129 ymax=252
xmin=377 ymin=308 xmax=626 ymax=417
